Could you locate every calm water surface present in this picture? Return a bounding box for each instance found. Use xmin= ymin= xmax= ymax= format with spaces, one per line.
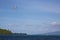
xmin=0 ymin=35 xmax=60 ymax=40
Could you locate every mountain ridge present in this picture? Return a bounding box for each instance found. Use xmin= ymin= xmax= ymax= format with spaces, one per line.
xmin=44 ymin=31 xmax=60 ymax=35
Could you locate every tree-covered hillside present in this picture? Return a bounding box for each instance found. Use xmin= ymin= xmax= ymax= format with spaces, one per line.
xmin=0 ymin=28 xmax=12 ymax=35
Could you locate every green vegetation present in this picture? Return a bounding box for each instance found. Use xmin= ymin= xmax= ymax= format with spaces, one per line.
xmin=0 ymin=28 xmax=12 ymax=35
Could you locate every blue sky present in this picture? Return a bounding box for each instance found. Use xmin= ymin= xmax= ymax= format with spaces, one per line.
xmin=0 ymin=0 xmax=60 ymax=34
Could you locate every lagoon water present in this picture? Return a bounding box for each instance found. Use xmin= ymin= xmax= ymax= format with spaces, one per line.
xmin=0 ymin=35 xmax=60 ymax=40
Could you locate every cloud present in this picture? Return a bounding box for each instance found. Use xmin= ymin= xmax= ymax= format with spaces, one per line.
xmin=0 ymin=17 xmax=60 ymax=34
xmin=51 ymin=21 xmax=60 ymax=27
xmin=1 ymin=21 xmax=60 ymax=34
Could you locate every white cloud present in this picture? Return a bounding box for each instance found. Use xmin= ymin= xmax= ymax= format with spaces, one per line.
xmin=1 ymin=21 xmax=60 ymax=34
xmin=51 ymin=21 xmax=60 ymax=27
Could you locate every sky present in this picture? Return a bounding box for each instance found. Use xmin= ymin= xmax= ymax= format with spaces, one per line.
xmin=0 ymin=0 xmax=60 ymax=34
